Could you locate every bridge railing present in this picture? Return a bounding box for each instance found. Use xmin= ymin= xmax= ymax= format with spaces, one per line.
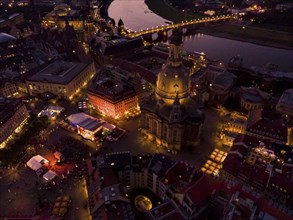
xmin=124 ymin=14 xmax=239 ymax=38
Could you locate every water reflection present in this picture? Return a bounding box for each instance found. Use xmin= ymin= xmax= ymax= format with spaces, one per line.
xmin=109 ymin=0 xmax=293 ymax=71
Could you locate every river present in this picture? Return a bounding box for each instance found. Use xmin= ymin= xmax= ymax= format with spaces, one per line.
xmin=108 ymin=0 xmax=293 ymax=71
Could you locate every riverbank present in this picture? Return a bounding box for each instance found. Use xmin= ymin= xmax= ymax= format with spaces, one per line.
xmin=197 ymin=23 xmax=293 ymax=50
xmin=145 ymin=0 xmax=204 ymax=22
xmin=145 ymin=0 xmax=293 ymax=50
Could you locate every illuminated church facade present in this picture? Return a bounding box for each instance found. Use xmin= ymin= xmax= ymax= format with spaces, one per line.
xmin=140 ymin=29 xmax=205 ymax=151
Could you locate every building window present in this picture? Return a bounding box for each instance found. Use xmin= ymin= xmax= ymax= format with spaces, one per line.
xmin=173 ymin=129 xmax=177 ymax=142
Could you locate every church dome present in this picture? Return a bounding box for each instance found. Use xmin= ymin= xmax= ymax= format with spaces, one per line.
xmin=156 ymin=62 xmax=190 ymax=105
xmin=155 ymin=29 xmax=190 ymax=105
xmin=0 ymin=33 xmax=16 ymax=44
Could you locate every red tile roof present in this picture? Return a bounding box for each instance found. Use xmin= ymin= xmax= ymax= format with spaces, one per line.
xmin=162 ymin=161 xmax=195 ymax=186
xmin=247 ymin=119 xmax=288 ymax=143
xmin=185 ymin=175 xmax=215 ymax=206
xmin=99 ymin=167 xmax=120 ymax=189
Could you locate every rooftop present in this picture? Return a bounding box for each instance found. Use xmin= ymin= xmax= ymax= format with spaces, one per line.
xmin=148 ymin=201 xmax=185 ymax=220
xmin=67 ymin=113 xmax=107 ymax=132
xmin=28 ymin=61 xmax=90 ymax=85
xmin=87 ymin=71 xmax=137 ymax=103
xmin=0 ymin=33 xmax=16 ymax=44
xmin=247 ymin=118 xmax=288 ymax=143
xmin=132 ymin=155 xmax=152 ymax=172
xmin=106 ymin=152 xmax=132 ymax=171
xmin=222 ymin=135 xmax=293 ymax=198
xmin=149 ymin=154 xmax=176 ymax=178
xmin=0 ymin=98 xmax=25 ymax=126
xmin=99 ymin=167 xmax=120 ymax=189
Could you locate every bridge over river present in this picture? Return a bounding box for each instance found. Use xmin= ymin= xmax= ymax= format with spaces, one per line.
xmin=124 ymin=14 xmax=238 ymax=38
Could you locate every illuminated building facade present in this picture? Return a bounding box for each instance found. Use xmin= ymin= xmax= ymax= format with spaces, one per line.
xmin=77 ymin=118 xmax=104 ymax=141
xmin=140 ymin=29 xmax=204 ymax=151
xmin=239 ymin=87 xmax=271 ymax=111
xmin=43 ymin=4 xmax=83 ymax=30
xmin=26 ymin=61 xmax=95 ymax=100
xmin=87 ymin=68 xmax=139 ymax=118
xmin=0 ymin=98 xmax=29 ymax=148
xmin=42 ymin=2 xmax=97 ymax=41
xmin=0 ymin=80 xmax=19 ymax=97
xmin=67 ymin=113 xmax=115 ymax=141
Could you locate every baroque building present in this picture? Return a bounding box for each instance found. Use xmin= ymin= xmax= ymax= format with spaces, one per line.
xmin=140 ymin=29 xmax=204 ymax=151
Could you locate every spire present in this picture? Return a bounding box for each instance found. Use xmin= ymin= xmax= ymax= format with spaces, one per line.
xmin=169 ymin=28 xmax=183 ymax=46
xmin=118 ymin=18 xmax=125 ymax=36
xmin=118 ymin=18 xmax=124 ymax=26
xmin=168 ymin=28 xmax=183 ymax=67
xmin=170 ymin=91 xmax=182 ymax=122
xmin=173 ymin=91 xmax=180 ymax=106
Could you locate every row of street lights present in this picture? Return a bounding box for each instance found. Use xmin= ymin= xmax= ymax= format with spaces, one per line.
xmin=126 ymin=14 xmax=235 ymax=38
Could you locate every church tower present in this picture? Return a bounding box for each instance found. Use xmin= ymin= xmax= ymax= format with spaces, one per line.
xmin=139 ymin=28 xmax=205 ymax=151
xmin=30 ymin=0 xmax=41 ymax=24
xmin=168 ymin=29 xmax=184 ymax=67
xmin=118 ymin=18 xmax=125 ymax=36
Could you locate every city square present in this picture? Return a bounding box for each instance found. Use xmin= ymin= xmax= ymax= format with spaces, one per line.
xmin=0 ymin=0 xmax=293 ymax=219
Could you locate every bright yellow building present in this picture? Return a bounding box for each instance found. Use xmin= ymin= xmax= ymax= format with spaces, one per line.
xmin=26 ymin=61 xmax=95 ymax=100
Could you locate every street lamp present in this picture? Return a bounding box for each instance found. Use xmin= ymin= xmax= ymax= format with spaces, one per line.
xmin=182 ymin=9 xmax=186 ymax=21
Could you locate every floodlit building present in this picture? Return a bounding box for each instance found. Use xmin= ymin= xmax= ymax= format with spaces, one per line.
xmin=0 ymin=98 xmax=29 ymax=148
xmin=208 ymin=71 xmax=236 ymax=105
xmin=42 ymin=3 xmax=87 ymax=32
xmin=140 ymin=29 xmax=204 ymax=151
xmin=239 ymin=87 xmax=271 ymax=111
xmin=67 ymin=113 xmax=115 ymax=141
xmin=26 ymin=60 xmax=95 ymax=100
xmin=87 ymin=67 xmax=139 ymax=118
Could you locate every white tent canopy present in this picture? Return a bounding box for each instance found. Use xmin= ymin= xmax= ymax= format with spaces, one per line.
xmin=43 ymin=170 xmax=57 ymax=181
xmin=27 ymin=155 xmax=49 ymax=171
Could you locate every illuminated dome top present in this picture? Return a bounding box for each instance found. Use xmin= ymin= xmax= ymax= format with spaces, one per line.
xmin=54 ymin=3 xmax=70 ymax=11
xmin=0 ymin=33 xmax=16 ymax=43
xmin=155 ymin=29 xmax=190 ymax=105
xmin=156 ymin=63 xmax=190 ymax=105
xmin=169 ymin=29 xmax=183 ymax=46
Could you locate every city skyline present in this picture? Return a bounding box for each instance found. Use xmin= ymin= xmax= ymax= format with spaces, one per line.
xmin=0 ymin=0 xmax=292 ymax=219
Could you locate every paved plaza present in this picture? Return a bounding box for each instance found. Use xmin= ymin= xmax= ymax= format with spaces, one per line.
xmin=98 ymin=107 xmax=231 ymax=168
xmin=0 ymin=97 xmax=234 ymax=218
